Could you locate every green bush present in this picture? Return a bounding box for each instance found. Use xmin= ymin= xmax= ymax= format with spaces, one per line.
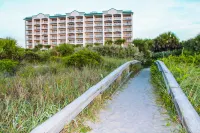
xmin=55 ymin=43 xmax=74 ymax=56
xmin=23 ymin=51 xmax=41 ymax=62
xmin=152 ymin=49 xmax=182 ymax=59
xmin=63 ymin=49 xmax=103 ymax=68
xmin=0 ymin=59 xmax=19 ymax=73
xmin=182 ymin=34 xmax=200 ymax=53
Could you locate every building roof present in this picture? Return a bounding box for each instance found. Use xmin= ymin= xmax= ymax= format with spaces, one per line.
xmin=24 ymin=8 xmax=133 ymax=20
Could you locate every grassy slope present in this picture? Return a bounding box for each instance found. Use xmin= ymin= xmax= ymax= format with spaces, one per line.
xmin=0 ymin=57 xmax=132 ymax=133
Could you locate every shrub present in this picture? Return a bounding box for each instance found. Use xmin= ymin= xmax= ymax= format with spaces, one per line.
xmin=0 ymin=59 xmax=19 ymax=74
xmin=63 ymin=49 xmax=103 ymax=68
xmin=23 ymin=51 xmax=41 ymax=62
xmin=152 ymin=49 xmax=182 ymax=59
xmin=55 ymin=43 xmax=74 ymax=56
xmin=182 ymin=34 xmax=200 ymax=53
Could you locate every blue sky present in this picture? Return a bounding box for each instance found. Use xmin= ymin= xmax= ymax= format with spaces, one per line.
xmin=0 ymin=0 xmax=200 ymax=47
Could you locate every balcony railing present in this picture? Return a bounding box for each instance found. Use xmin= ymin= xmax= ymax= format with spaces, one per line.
xmin=34 ymin=27 xmax=40 ymax=30
xmin=52 ymin=42 xmax=57 ymax=44
xmin=114 ymin=17 xmax=121 ymax=20
xmin=27 ymin=27 xmax=32 ymax=30
xmin=42 ymin=27 xmax=48 ymax=29
xmin=59 ymin=31 xmax=66 ymax=34
xmin=105 ymin=29 xmax=112 ymax=32
xmin=69 ymin=41 xmax=75 ymax=44
xmin=124 ymin=28 xmax=132 ymax=31
xmin=85 ymin=30 xmax=93 ymax=32
xmin=42 ymin=32 xmax=48 ymax=34
xmin=86 ymin=24 xmax=93 ymax=27
xmin=123 ymin=17 xmax=132 ymax=20
xmin=95 ymin=24 xmax=102 ymax=26
xmin=51 ymin=21 xmax=57 ymax=23
xmin=27 ymin=38 xmax=32 ymax=40
xmin=126 ymin=40 xmax=132 ymax=42
xmin=51 ymin=26 xmax=57 ymax=29
xmin=35 ymin=32 xmax=40 ymax=35
xmin=77 ymin=41 xmax=83 ymax=43
xmin=95 ymin=18 xmax=102 ymax=21
xmin=76 ymin=19 xmax=83 ymax=22
xmin=114 ymin=34 xmax=121 ymax=37
xmin=68 ymin=25 xmax=74 ymax=28
xmin=50 ymin=37 xmax=57 ymax=39
xmin=59 ymin=37 xmax=66 ymax=39
xmin=95 ymin=35 xmax=103 ymax=37
xmin=34 ymin=22 xmax=40 ymax=25
xmin=42 ymin=38 xmax=48 ymax=40
xmin=105 ymin=23 xmax=112 ymax=26
xmin=76 ymin=30 xmax=83 ymax=33
xmin=104 ymin=17 xmax=112 ymax=21
xmin=76 ymin=24 xmax=83 ymax=27
xmin=68 ymin=30 xmax=75 ymax=33
xmin=86 ymin=35 xmax=93 ymax=38
xmin=124 ymin=34 xmax=132 ymax=37
xmin=27 ymin=43 xmax=32 ymax=46
xmin=114 ymin=23 xmax=121 ymax=26
xmin=42 ymin=21 xmax=48 ymax=24
xmin=86 ymin=19 xmax=93 ymax=21
xmin=114 ymin=29 xmax=121 ymax=32
xmin=124 ymin=23 xmax=132 ymax=26
xmin=34 ymin=38 xmax=40 ymax=40
xmin=94 ymin=29 xmax=103 ymax=32
xmin=68 ymin=19 xmax=74 ymax=22
xmin=95 ymin=40 xmax=103 ymax=43
xmin=68 ymin=36 xmax=75 ymax=38
xmin=59 ymin=20 xmax=66 ymax=23
xmin=59 ymin=26 xmax=66 ymax=28
xmin=51 ymin=32 xmax=57 ymax=34
xmin=77 ymin=36 xmax=83 ymax=38
xmin=27 ymin=33 xmax=32 ymax=35
xmin=27 ymin=22 xmax=32 ymax=25
xmin=105 ymin=34 xmax=112 ymax=37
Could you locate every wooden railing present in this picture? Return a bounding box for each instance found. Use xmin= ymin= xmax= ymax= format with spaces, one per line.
xmin=31 ymin=60 xmax=141 ymax=133
xmin=156 ymin=60 xmax=200 ymax=133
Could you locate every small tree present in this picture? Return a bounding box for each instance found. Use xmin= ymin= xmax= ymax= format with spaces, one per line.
xmin=105 ymin=40 xmax=113 ymax=46
xmin=55 ymin=43 xmax=74 ymax=56
xmin=44 ymin=45 xmax=51 ymax=49
xmin=114 ymin=39 xmax=126 ymax=46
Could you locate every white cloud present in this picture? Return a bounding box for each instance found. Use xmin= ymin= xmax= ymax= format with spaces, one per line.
xmin=0 ymin=0 xmax=199 ymax=47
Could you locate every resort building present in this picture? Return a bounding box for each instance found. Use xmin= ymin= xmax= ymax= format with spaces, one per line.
xmin=24 ymin=8 xmax=133 ymax=48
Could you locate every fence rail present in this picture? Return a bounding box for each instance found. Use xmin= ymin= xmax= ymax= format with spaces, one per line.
xmin=31 ymin=60 xmax=141 ymax=133
xmin=156 ymin=60 xmax=200 ymax=133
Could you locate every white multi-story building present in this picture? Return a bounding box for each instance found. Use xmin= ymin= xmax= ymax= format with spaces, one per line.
xmin=24 ymin=8 xmax=133 ymax=48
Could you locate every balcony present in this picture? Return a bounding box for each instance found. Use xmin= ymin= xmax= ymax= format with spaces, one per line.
xmin=59 ymin=20 xmax=66 ymax=23
xmin=27 ymin=27 xmax=32 ymax=30
xmin=34 ymin=32 xmax=40 ymax=35
xmin=86 ymin=41 xmax=93 ymax=43
xmin=52 ymin=42 xmax=57 ymax=45
xmin=114 ymin=29 xmax=121 ymax=32
xmin=51 ymin=21 xmax=57 ymax=23
xmin=114 ymin=34 xmax=121 ymax=37
xmin=42 ymin=21 xmax=48 ymax=24
xmin=86 ymin=18 xmax=93 ymax=21
xmin=95 ymin=23 xmax=102 ymax=26
xmin=68 ymin=30 xmax=75 ymax=33
xmin=94 ymin=29 xmax=103 ymax=32
xmin=105 ymin=23 xmax=112 ymax=26
xmin=59 ymin=31 xmax=66 ymax=34
xmin=50 ymin=32 xmax=57 ymax=34
xmin=124 ymin=28 xmax=132 ymax=31
xmin=27 ymin=38 xmax=32 ymax=40
xmin=34 ymin=38 xmax=40 ymax=40
xmin=27 ymin=32 xmax=32 ymax=35
xmin=124 ymin=23 xmax=132 ymax=26
xmin=76 ymin=30 xmax=83 ymax=33
xmin=34 ymin=27 xmax=40 ymax=30
xmin=76 ymin=24 xmax=83 ymax=27
xmin=42 ymin=37 xmax=48 ymax=40
xmin=76 ymin=19 xmax=83 ymax=22
xmin=105 ymin=34 xmax=112 ymax=37
xmin=68 ymin=25 xmax=74 ymax=28
xmin=27 ymin=43 xmax=32 ymax=46
xmin=50 ymin=37 xmax=57 ymax=39
xmin=26 ymin=22 xmax=32 ymax=25
xmin=114 ymin=23 xmax=121 ymax=26
xmin=95 ymin=18 xmax=102 ymax=21
xmin=41 ymin=27 xmax=48 ymax=29
xmin=42 ymin=32 xmax=48 ymax=35
xmin=104 ymin=17 xmax=112 ymax=21
xmin=69 ymin=41 xmax=75 ymax=44
xmin=124 ymin=34 xmax=132 ymax=37
xmin=94 ymin=40 xmax=103 ymax=43
xmin=59 ymin=26 xmax=66 ymax=28
xmin=114 ymin=17 xmax=121 ymax=20
xmin=86 ymin=35 xmax=93 ymax=38
xmin=68 ymin=19 xmax=75 ymax=22
xmin=85 ymin=24 xmax=93 ymax=27
xmin=77 ymin=41 xmax=83 ymax=43
xmin=59 ymin=37 xmax=66 ymax=39
xmin=85 ymin=30 xmax=93 ymax=32
xmin=126 ymin=39 xmax=132 ymax=42
xmin=34 ymin=22 xmax=40 ymax=25
xmin=77 ymin=35 xmax=83 ymax=38
xmin=104 ymin=29 xmax=112 ymax=32
xmin=123 ymin=17 xmax=132 ymax=20
xmin=51 ymin=26 xmax=57 ymax=29
xmin=68 ymin=36 xmax=75 ymax=38
xmin=95 ymin=35 xmax=103 ymax=38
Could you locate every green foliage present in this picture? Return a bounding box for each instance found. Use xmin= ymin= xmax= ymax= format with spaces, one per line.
xmin=105 ymin=40 xmax=113 ymax=46
xmin=133 ymin=38 xmax=153 ymax=52
xmin=44 ymin=45 xmax=51 ymax=49
xmin=182 ymin=34 xmax=200 ymax=53
xmin=55 ymin=43 xmax=75 ymax=56
xmin=63 ymin=49 xmax=103 ymax=68
xmin=114 ymin=39 xmax=126 ymax=46
xmin=94 ymin=43 xmax=101 ymax=46
xmin=91 ymin=45 xmax=139 ymax=58
xmin=86 ymin=43 xmax=93 ymax=48
xmin=153 ymin=32 xmax=181 ymax=52
xmin=0 ymin=59 xmax=19 ymax=73
xmin=0 ymin=38 xmax=25 ymax=61
xmin=152 ymin=49 xmax=182 ymax=59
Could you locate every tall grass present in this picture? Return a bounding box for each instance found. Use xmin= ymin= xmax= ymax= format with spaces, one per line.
xmin=0 ymin=57 xmax=131 ymax=133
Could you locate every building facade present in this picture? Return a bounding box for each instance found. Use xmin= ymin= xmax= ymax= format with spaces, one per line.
xmin=24 ymin=8 xmax=133 ymax=49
